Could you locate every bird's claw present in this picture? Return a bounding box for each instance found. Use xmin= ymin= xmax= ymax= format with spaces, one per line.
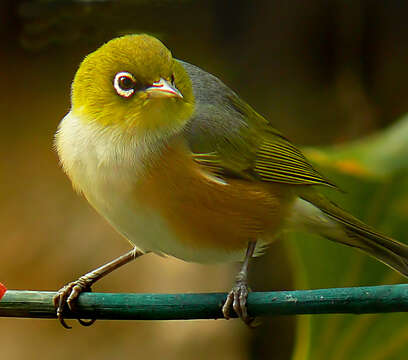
xmin=53 ymin=279 xmax=96 ymax=329
xmin=222 ymin=281 xmax=257 ymax=327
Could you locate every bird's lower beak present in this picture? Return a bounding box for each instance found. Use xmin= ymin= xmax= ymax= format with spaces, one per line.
xmin=145 ymin=78 xmax=183 ymax=99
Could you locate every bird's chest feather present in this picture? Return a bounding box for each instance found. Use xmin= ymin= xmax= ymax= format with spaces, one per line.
xmin=57 ymin=113 xmax=294 ymax=262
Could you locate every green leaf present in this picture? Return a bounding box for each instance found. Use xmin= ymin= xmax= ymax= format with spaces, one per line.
xmin=288 ymin=115 xmax=408 ymax=360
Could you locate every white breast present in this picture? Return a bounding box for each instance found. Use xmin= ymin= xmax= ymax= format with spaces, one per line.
xmin=55 ymin=112 xmax=254 ymax=263
xmin=56 ymin=112 xmax=170 ymax=249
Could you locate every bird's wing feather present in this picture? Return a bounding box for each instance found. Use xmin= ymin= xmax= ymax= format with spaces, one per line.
xmin=180 ymin=60 xmax=335 ymax=188
xmin=252 ymin=130 xmax=335 ymax=186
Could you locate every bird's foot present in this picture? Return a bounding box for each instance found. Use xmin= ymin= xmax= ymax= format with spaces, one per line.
xmin=53 ymin=277 xmax=96 ymax=329
xmin=222 ymin=281 xmax=257 ymax=327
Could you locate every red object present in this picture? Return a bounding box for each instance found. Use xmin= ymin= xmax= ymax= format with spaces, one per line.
xmin=0 ymin=283 xmax=6 ymax=300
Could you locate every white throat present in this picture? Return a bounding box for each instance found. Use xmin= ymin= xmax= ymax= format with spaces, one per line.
xmin=56 ymin=111 xmax=165 ymax=193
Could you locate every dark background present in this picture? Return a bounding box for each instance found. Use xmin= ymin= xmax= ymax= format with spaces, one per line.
xmin=1 ymin=1 xmax=408 ymax=359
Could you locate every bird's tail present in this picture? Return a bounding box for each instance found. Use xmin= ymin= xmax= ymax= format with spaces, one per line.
xmin=287 ymin=189 xmax=408 ymax=277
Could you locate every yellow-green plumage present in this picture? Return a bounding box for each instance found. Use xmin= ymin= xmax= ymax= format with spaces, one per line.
xmin=58 ymin=33 xmax=408 ymax=279
xmin=71 ymin=35 xmax=194 ymax=134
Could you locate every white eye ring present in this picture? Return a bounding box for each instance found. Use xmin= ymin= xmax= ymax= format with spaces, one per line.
xmin=113 ymin=72 xmax=136 ymax=98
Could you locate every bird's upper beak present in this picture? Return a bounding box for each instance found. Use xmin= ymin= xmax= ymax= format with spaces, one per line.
xmin=145 ymin=78 xmax=183 ymax=99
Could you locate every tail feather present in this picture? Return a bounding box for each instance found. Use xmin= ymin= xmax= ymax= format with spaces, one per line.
xmin=342 ymin=227 xmax=408 ymax=277
xmin=292 ymin=189 xmax=408 ymax=278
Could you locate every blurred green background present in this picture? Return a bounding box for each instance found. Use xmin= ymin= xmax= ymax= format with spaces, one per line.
xmin=1 ymin=1 xmax=408 ymax=359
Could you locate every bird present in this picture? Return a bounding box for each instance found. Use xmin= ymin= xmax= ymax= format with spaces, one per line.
xmin=54 ymin=34 xmax=408 ymax=328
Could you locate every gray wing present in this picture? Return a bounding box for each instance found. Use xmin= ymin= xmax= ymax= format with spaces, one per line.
xmin=178 ymin=60 xmax=335 ymax=187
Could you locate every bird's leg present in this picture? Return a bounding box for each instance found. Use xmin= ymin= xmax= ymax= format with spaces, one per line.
xmin=222 ymin=241 xmax=257 ymax=326
xmin=53 ymin=248 xmax=145 ymax=329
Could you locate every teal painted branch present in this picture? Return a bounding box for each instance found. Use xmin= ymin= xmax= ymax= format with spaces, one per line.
xmin=1 ymin=285 xmax=408 ymax=320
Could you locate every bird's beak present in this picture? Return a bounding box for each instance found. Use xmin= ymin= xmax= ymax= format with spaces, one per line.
xmin=145 ymin=78 xmax=183 ymax=99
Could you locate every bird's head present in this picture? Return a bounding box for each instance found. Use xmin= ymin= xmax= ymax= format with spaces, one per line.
xmin=71 ymin=34 xmax=194 ymax=139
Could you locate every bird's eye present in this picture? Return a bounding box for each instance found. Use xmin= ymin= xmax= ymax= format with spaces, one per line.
xmin=114 ymin=72 xmax=137 ymax=98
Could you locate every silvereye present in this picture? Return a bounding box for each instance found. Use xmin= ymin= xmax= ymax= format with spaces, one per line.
xmin=54 ymin=34 xmax=408 ymax=328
